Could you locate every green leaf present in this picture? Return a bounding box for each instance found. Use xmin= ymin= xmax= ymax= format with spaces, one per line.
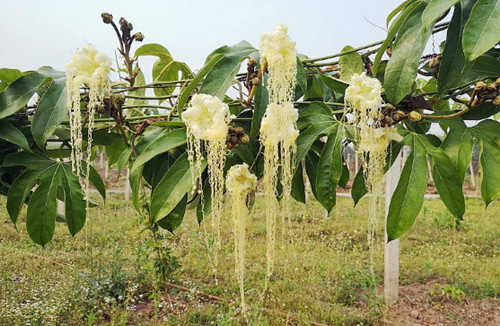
xmin=387 ymin=0 xmax=413 ymax=26
xmin=26 ymin=164 xmax=60 ymax=246
xmin=177 ymin=53 xmax=225 ymax=112
xmin=81 ymin=162 xmax=106 ymax=201
xmin=351 ymin=167 xmax=368 ymax=206
xmin=6 ymin=170 xmax=41 ymax=223
xmin=462 ymin=55 xmax=500 ymax=84
xmin=339 ymin=160 xmax=350 ymax=189
xmin=471 ymin=119 xmax=500 ymax=206
xmin=318 ymin=74 xmax=349 ymax=94
xmin=151 ymin=153 xmax=206 ymax=221
xmin=304 ymin=151 xmax=320 ymax=201
xmin=441 ymin=122 xmax=473 ymax=182
xmin=374 ymin=1 xmax=422 ymax=75
xmin=0 ymin=68 xmax=22 ymax=92
xmin=385 ymin=2 xmax=432 ymax=104
xmin=31 ymin=67 xmax=67 ymax=148
xmin=291 ymin=163 xmax=305 ymax=204
xmin=387 ymin=135 xmax=428 ymax=241
xmin=59 ymin=164 xmax=86 ymax=236
xmin=0 ymin=71 xmax=47 ymax=119
xmin=250 ymin=74 xmax=268 ymax=138
xmin=199 ymin=41 xmax=257 ymax=99
xmin=437 ymin=0 xmax=477 ymax=93
xmin=315 ymin=125 xmax=344 ymax=212
xmin=422 ymin=0 xmax=457 ymax=28
xmin=129 ymin=164 xmax=143 ymax=212
xmin=296 ymin=57 xmax=307 ymax=94
xmin=297 ymin=101 xmax=334 ymax=130
xmin=152 ymin=60 xmax=192 ymax=99
xmin=0 ymin=121 xmax=29 ymax=149
xmin=131 ymin=128 xmax=187 ymax=174
xmin=134 ymin=43 xmax=173 ymax=60
xmin=462 ymin=0 xmax=500 ymax=61
xmin=418 ymin=135 xmax=465 ymax=219
xmin=339 ymin=46 xmax=364 ymax=82
xmin=295 ymin=121 xmax=337 ymax=164
xmin=157 ymin=194 xmax=188 ymax=232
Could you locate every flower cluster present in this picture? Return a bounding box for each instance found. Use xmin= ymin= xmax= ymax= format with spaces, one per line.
xmin=260 ymin=102 xmax=299 ymax=147
xmin=345 ymin=73 xmax=383 ymax=111
xmin=226 ymin=163 xmax=257 ymax=194
xmin=181 ymin=94 xmax=230 ymax=141
xmin=66 ymin=44 xmax=111 ymax=86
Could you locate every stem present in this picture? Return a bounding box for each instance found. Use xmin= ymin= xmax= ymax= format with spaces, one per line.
xmin=304 ymin=48 xmax=380 ymax=67
xmin=302 ymin=40 xmax=384 ymax=63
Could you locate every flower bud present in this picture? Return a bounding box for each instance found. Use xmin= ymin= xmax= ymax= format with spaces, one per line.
xmin=493 ymin=96 xmax=500 ymax=106
xmin=251 ymin=77 xmax=260 ymax=86
xmin=408 ymin=111 xmax=422 ymax=122
xmin=240 ymin=134 xmax=250 ymax=145
xmin=133 ymin=32 xmax=145 ymax=42
xmin=487 ymin=83 xmax=497 ymax=92
xmin=101 ymin=12 xmax=113 ymax=24
xmin=474 ymin=81 xmax=487 ymax=91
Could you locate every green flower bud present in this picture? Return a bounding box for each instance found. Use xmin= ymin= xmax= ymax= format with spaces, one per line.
xmin=101 ymin=12 xmax=113 ymax=24
xmin=408 ymin=111 xmax=422 ymax=122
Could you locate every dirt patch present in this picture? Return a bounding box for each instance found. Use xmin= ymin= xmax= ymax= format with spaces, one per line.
xmin=390 ymin=281 xmax=500 ymax=326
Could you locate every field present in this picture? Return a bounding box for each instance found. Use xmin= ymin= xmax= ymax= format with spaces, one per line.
xmin=0 ymin=192 xmax=499 ymax=325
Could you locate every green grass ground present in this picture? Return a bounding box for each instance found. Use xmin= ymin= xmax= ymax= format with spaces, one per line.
xmin=0 ymin=193 xmax=499 ymax=325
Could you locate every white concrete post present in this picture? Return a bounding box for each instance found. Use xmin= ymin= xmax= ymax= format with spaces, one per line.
xmin=355 ymin=154 xmax=359 ymax=173
xmin=124 ymin=168 xmax=131 ymax=201
xmin=57 ymin=200 xmax=65 ymax=216
xmin=384 ymin=151 xmax=402 ymax=302
xmin=469 ymin=162 xmax=476 ymax=188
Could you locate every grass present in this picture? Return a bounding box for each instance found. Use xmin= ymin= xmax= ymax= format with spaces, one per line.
xmin=0 ymin=192 xmax=499 ymax=325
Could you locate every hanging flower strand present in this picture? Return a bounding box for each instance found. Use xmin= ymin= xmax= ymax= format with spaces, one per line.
xmin=259 ymin=23 xmax=298 ymax=285
xmin=226 ymin=163 xmax=257 ymax=316
xmin=181 ymin=93 xmax=230 ymax=274
xmin=345 ymin=73 xmax=402 ymax=278
xmin=66 ymin=44 xmax=111 ymax=176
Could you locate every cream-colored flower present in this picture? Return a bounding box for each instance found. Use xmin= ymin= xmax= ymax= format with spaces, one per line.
xmin=66 ymin=44 xmax=111 ymax=84
xmin=345 ymin=73 xmax=383 ymax=111
xmin=259 ymin=23 xmax=296 ymax=74
xmin=182 ymin=94 xmax=229 ymax=141
xmin=357 ymin=126 xmax=403 ymax=153
xmin=260 ymin=102 xmax=299 ymax=147
xmin=226 ymin=163 xmax=257 ymax=193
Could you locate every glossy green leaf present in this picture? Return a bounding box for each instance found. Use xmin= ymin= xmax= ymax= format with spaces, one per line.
xmin=387 ymin=135 xmax=428 ymax=241
xmin=59 ymin=164 xmax=86 ymax=236
xmin=315 ymin=125 xmax=344 ymax=212
xmin=419 ymin=135 xmax=465 ymax=219
xmin=471 ymin=119 xmax=500 ymax=206
xmin=437 ymin=0 xmax=476 ymax=93
xmin=199 ymin=41 xmax=257 ymax=99
xmin=374 ymin=1 xmax=422 ymax=75
xmin=250 ymin=73 xmax=268 ymax=138
xmin=295 ymin=121 xmax=337 ymax=164
xmin=129 ymin=164 xmax=143 ymax=212
xmin=387 ymin=0 xmax=413 ymax=26
xmin=131 ymin=128 xmax=187 ymax=174
xmin=32 ymin=67 xmax=67 ymax=148
xmin=0 ymin=121 xmax=29 ymax=149
xmin=177 ymin=53 xmax=224 ymax=112
xmin=441 ymin=122 xmax=473 ymax=182
xmin=26 ymin=165 xmax=60 ymax=246
xmin=385 ymin=2 xmax=432 ymax=104
xmin=304 ymin=151 xmax=320 ymax=201
xmin=157 ymin=194 xmax=188 ymax=232
xmin=296 ymin=57 xmax=307 ymax=94
xmin=0 ymin=71 xmax=46 ymax=119
xmin=0 ymin=68 xmax=22 ymax=92
xmin=291 ymin=162 xmax=306 ymax=204
xmin=318 ymin=74 xmax=349 ymax=95
xmin=81 ymin=162 xmax=106 ymax=201
xmin=462 ymin=0 xmax=500 ymax=61
xmin=339 ymin=160 xmax=350 ymax=189
xmin=151 ymin=153 xmax=206 ymax=221
xmin=422 ymin=0 xmax=457 ymax=28
xmin=134 ymin=43 xmax=173 ymax=60
xmin=462 ymin=55 xmax=500 ymax=85
xmin=339 ymin=46 xmax=364 ymax=82
xmin=351 ymin=167 xmax=368 ymax=206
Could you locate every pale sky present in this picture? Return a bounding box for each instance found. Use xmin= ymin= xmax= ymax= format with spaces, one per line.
xmin=1 ymin=0 xmax=413 ymax=78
